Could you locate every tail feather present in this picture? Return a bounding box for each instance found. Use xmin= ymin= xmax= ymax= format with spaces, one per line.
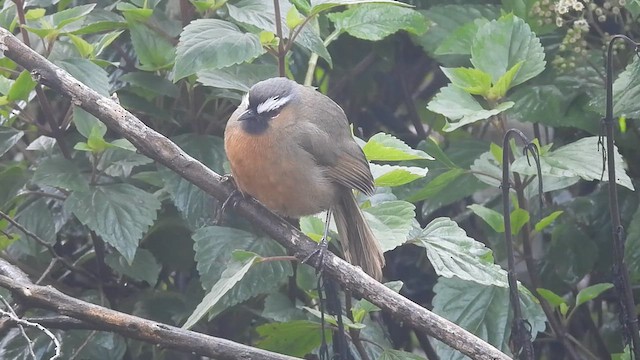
xmin=333 ymin=190 xmax=385 ymax=280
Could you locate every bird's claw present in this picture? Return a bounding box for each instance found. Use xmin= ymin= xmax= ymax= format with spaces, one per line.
xmin=302 ymin=237 xmax=328 ymax=274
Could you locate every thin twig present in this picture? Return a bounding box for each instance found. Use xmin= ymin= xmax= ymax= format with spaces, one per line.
xmin=0 ymin=295 xmax=36 ymax=359
xmin=273 ymin=0 xmax=286 ymax=77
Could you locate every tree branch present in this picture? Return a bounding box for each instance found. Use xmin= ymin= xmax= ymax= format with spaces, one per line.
xmin=0 ymin=27 xmax=510 ymax=360
xmin=0 ymin=259 xmax=298 ymax=360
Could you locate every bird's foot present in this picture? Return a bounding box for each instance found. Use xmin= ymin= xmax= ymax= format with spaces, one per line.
xmin=215 ymin=188 xmax=245 ymax=224
xmin=302 ymin=237 xmax=328 ymax=274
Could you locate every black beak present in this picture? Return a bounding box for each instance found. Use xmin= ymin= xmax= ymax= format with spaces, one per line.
xmin=238 ymin=109 xmax=256 ymax=122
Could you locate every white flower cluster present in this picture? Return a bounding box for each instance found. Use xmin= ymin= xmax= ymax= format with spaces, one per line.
xmin=556 ymin=0 xmax=585 ymax=15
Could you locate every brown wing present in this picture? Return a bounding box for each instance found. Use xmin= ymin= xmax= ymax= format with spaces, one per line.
xmin=326 ymin=151 xmax=375 ymax=195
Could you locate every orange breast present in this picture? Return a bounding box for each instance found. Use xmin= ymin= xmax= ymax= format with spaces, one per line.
xmin=224 ymin=125 xmax=333 ymax=217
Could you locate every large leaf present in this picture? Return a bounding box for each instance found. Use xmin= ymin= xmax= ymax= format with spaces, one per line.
xmin=128 ymin=20 xmax=176 ymax=71
xmin=435 ymin=18 xmax=489 ymax=56
xmin=7 ymin=70 xmax=36 ymax=101
xmin=256 ymin=320 xmax=330 ymax=357
xmin=12 ymin=198 xmax=56 ymax=246
xmin=105 ymin=248 xmax=161 ymax=286
xmin=370 ymin=164 xmax=428 ymax=187
xmin=0 ymin=126 xmax=24 ymax=157
xmin=64 ymin=184 xmax=161 ymax=263
xmin=432 ymin=277 xmax=545 ymax=359
xmin=174 ymin=19 xmax=265 ymax=80
xmin=327 ymin=4 xmax=427 ymax=41
xmin=409 ymin=217 xmax=508 ymax=287
xmin=0 ymin=165 xmax=28 ymax=210
xmin=511 ymin=136 xmax=634 ymax=190
xmin=183 ymin=252 xmax=258 ymax=329
xmin=32 ymin=155 xmax=90 ymax=192
xmin=608 ymin=57 xmax=640 ymax=119
xmin=364 ymin=200 xmax=415 ymax=252
xmin=471 ymin=14 xmax=545 ymax=87
xmin=363 ymin=133 xmax=433 ymax=161
xmin=625 ymin=204 xmax=640 ymax=282
xmin=158 ymin=135 xmax=225 ymax=229
xmin=226 ymin=0 xmax=331 ymax=66
xmin=193 ymin=226 xmax=293 ymax=317
xmin=197 ymin=63 xmax=278 ymax=92
xmin=427 ymin=84 xmax=514 ymax=132
xmin=310 ymin=0 xmax=411 ymax=15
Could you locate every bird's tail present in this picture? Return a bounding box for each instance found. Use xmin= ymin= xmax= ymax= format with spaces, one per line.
xmin=333 ymin=190 xmax=385 ymax=280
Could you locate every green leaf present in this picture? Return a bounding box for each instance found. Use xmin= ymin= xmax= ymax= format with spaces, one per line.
xmin=364 ymin=200 xmax=415 ymax=252
xmin=301 ymin=306 xmax=365 ymax=329
xmin=159 ymin=135 xmax=225 ymax=229
xmin=471 ymin=14 xmax=545 ymax=87
xmin=549 ymin=222 xmax=598 ymax=284
xmin=86 ymin=126 xmax=114 ymax=152
xmin=511 ymin=136 xmax=634 ymax=191
xmin=299 ymin=215 xmax=326 ymax=243
xmin=379 ymin=349 xmax=426 ymax=360
xmin=127 ymin=20 xmax=175 ymax=71
xmin=625 ymin=205 xmax=640 ymax=282
xmin=32 ymin=155 xmax=90 ymax=192
xmin=226 ymin=0 xmax=331 ymax=66
xmin=25 ymin=8 xmax=46 ymax=20
xmin=363 ymin=133 xmax=433 ymax=161
xmin=559 ymin=303 xmax=569 ymax=317
xmin=309 ymin=0 xmax=411 ymax=15
xmin=608 ymin=57 xmax=640 ymax=119
xmin=427 ymin=84 xmax=514 ymax=132
xmin=286 ymin=6 xmax=304 ymax=29
xmin=536 ymin=288 xmax=567 ymax=309
xmin=256 ymin=320 xmax=330 ymax=357
xmin=370 ymin=164 xmax=428 ymax=187
xmin=7 ymin=70 xmax=36 ymax=101
xmin=352 ymin=281 xmax=403 ymax=322
xmin=435 ymin=18 xmax=489 ymax=56
xmin=327 ymin=4 xmax=427 ymax=41
xmin=73 ymin=107 xmax=107 ymax=139
xmin=405 ymin=168 xmax=466 ymax=203
xmin=52 ymin=4 xmax=96 ymax=31
xmin=510 ymin=208 xmax=530 ymax=235
xmin=440 ymin=67 xmax=492 ymax=96
xmin=197 ymin=63 xmax=278 ymax=92
xmin=0 ymin=165 xmax=28 ymax=209
xmin=120 ymin=72 xmax=179 ymax=98
xmin=67 ymin=33 xmax=94 ymax=58
xmin=97 ymin=145 xmax=153 ymax=178
xmin=64 ymin=184 xmax=161 ymax=263
xmin=0 ymin=126 xmax=24 ymax=157
xmin=183 ymin=252 xmax=258 ymax=329
xmin=12 ymin=198 xmax=56 ymax=246
xmin=192 ymin=226 xmax=293 ymax=317
xmin=56 ymin=58 xmax=109 ymax=96
xmin=174 ymin=19 xmax=265 ymax=80
xmin=468 ymin=204 xmax=504 ymax=233
xmin=410 ymin=217 xmax=508 ymax=287
xmin=534 ymin=210 xmax=563 ymax=232
xmin=433 ymin=277 xmax=545 ymax=358
xmin=105 ymin=249 xmax=161 ymax=286
xmin=575 ymin=283 xmax=614 ymax=308
xmin=488 ymin=61 xmax=523 ymax=100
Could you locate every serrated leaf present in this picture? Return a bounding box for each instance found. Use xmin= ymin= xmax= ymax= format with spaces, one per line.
xmin=410 ymin=217 xmax=508 ymax=287
xmin=7 ymin=70 xmax=36 ymax=101
xmin=32 ymin=155 xmax=90 ymax=192
xmin=433 ymin=277 xmax=545 ymax=358
xmin=52 ymin=4 xmax=96 ymax=31
xmin=575 ymin=283 xmax=613 ymax=307
xmin=468 ymin=204 xmax=504 ymax=233
xmin=370 ymin=164 xmax=428 ymax=187
xmin=428 ymin=84 xmax=514 ymax=132
xmin=0 ymin=126 xmax=24 ymax=157
xmin=183 ymin=253 xmax=258 ymax=329
xmin=12 ymin=198 xmax=56 ymax=246
xmin=64 ymin=184 xmax=161 ymax=263
xmin=536 ymin=288 xmax=566 ymax=308
xmin=364 ymin=200 xmax=415 ymax=252
xmin=363 ymin=133 xmax=433 ymax=161
xmin=256 ymin=320 xmax=330 ymax=357
xmin=440 ymin=67 xmax=491 ymax=96
xmin=97 ymin=146 xmax=153 ymax=178
xmin=608 ymin=57 xmax=640 ymax=118
xmin=511 ymin=136 xmax=634 ymax=190
xmin=328 ymin=4 xmax=427 ymax=41
xmin=105 ymin=249 xmax=161 ymax=286
xmin=309 ymin=0 xmax=411 ymax=15
xmin=379 ymin=349 xmax=426 ymax=360
xmin=488 ymin=61 xmax=523 ymax=100
xmin=128 ymin=20 xmax=175 ymax=71
xmin=534 ymin=210 xmax=563 ymax=232
xmin=192 ymin=226 xmax=293 ymax=318
xmin=405 ymin=168 xmax=466 ymax=203
xmin=435 ymin=18 xmax=489 ymax=56
xmin=174 ymin=19 xmax=265 ymax=80
xmin=197 ymin=63 xmax=278 ymax=92
xmin=159 ymin=135 xmax=225 ymax=229
xmin=471 ymin=14 xmax=545 ymax=87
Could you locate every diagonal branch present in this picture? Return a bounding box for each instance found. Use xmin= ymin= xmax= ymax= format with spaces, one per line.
xmin=0 ymin=259 xmax=298 ymax=360
xmin=0 ymin=27 xmax=509 ymax=360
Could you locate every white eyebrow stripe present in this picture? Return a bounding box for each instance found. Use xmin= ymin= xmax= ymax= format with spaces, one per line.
xmin=256 ymin=95 xmax=291 ymax=114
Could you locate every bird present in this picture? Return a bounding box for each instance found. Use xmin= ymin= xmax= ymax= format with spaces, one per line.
xmin=223 ymin=77 xmax=385 ymax=280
